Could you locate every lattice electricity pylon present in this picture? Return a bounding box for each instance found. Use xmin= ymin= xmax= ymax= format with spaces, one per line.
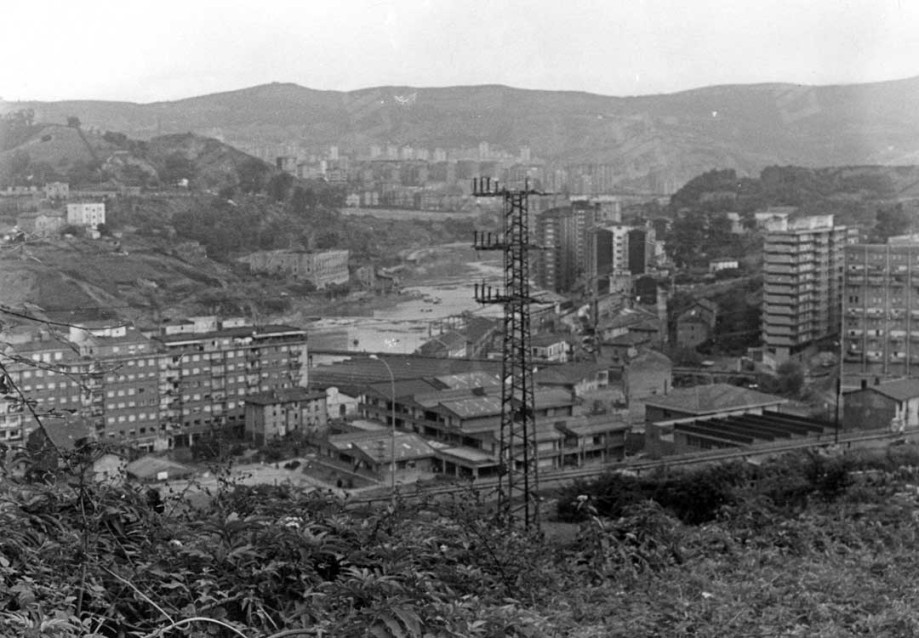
xmin=472 ymin=176 xmax=544 ymax=531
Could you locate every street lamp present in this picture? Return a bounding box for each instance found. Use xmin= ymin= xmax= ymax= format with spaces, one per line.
xmin=369 ymin=354 xmax=396 ymax=496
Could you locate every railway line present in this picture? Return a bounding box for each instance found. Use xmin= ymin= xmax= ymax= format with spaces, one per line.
xmin=347 ymin=427 xmax=916 ymax=507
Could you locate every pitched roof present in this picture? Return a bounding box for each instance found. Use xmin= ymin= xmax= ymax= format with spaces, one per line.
xmin=644 ymin=383 xmax=786 ymax=415
xmin=597 ymin=308 xmax=658 ymax=332
xmin=245 ymin=388 xmax=326 ymax=406
xmin=328 ymin=430 xmax=434 ymax=463
xmin=40 ymin=415 xmax=92 ymax=451
xmin=534 ymin=362 xmax=608 ymax=386
xmin=126 ymin=456 xmax=195 ymax=480
xmin=853 ymin=378 xmax=919 ymax=402
xmin=434 ymin=370 xmax=500 ymax=389
xmin=366 ymin=378 xmax=442 ymax=399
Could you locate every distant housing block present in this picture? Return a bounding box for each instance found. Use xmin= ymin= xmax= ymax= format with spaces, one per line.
xmin=66 ymin=202 xmax=105 ymax=228
xmin=243 ymin=249 xmax=350 ymax=289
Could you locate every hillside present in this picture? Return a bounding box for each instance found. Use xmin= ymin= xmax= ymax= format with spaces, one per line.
xmin=6 ymin=76 xmax=919 ymax=190
xmin=0 ymin=119 xmax=274 ymax=192
xmin=4 ymin=443 xmax=919 ymax=636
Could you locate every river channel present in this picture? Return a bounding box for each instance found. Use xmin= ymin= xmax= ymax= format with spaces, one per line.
xmin=307 ymin=252 xmax=505 ymax=354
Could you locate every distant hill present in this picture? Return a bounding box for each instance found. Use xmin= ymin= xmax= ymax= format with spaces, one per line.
xmin=5 ymin=77 xmax=919 ymax=190
xmin=0 ymin=119 xmax=273 ymax=192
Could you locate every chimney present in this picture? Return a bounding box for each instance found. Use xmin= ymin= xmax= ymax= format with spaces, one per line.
xmin=860 ymin=379 xmax=867 ymax=390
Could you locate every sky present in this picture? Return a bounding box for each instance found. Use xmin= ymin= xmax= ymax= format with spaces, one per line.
xmin=4 ymin=0 xmax=919 ymax=103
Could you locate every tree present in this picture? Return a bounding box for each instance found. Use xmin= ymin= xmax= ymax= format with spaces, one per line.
xmin=290 ymin=186 xmax=317 ymax=214
xmin=160 ymin=152 xmax=197 ymax=185
xmin=66 ymin=116 xmax=81 ymax=128
xmin=872 ymin=203 xmax=912 ymax=242
xmin=237 ymin=158 xmax=269 ymax=194
xmin=267 ymin=172 xmax=293 ymax=202
xmin=775 ymin=360 xmax=805 ymax=397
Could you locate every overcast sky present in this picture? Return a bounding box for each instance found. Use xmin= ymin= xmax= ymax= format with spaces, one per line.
xmin=4 ymin=0 xmax=919 ymax=103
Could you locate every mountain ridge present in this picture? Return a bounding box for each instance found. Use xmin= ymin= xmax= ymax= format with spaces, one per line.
xmin=4 ymin=75 xmax=919 ymax=191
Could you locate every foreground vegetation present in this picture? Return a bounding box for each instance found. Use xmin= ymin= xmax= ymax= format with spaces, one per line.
xmin=5 ymin=445 xmax=919 ymax=637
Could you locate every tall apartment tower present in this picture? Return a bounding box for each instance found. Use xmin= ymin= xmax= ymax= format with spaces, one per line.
xmin=762 ymin=215 xmax=848 ymax=360
xmin=842 ymin=240 xmax=919 ymax=384
xmin=586 ymin=224 xmax=630 ymax=293
xmin=534 ymin=204 xmax=603 ymax=293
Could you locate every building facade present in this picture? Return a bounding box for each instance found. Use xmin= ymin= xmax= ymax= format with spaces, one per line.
xmin=0 ymin=320 xmax=309 ymax=451
xmin=245 ymin=388 xmax=328 ymax=444
xmin=66 ymin=202 xmax=105 ymax=228
xmin=762 ymin=215 xmax=849 ymax=360
xmin=244 ymin=249 xmax=350 ymax=289
xmin=842 ymin=242 xmax=919 ymax=383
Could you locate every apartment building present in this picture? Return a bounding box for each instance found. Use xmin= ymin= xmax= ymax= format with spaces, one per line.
xmin=842 ymin=242 xmax=919 ymax=384
xmin=535 ymin=203 xmax=614 ymax=294
xmin=154 ymin=324 xmax=309 ymax=447
xmin=66 ymin=202 xmax=105 ymax=228
xmin=242 ymin=249 xmax=350 ymax=289
xmin=0 ymin=320 xmax=309 ymax=451
xmin=762 ymin=215 xmax=849 ymax=360
xmin=586 ymin=224 xmax=630 ymax=288
xmin=245 ymin=388 xmax=328 ymax=444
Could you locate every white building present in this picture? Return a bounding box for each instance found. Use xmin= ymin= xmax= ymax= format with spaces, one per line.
xmin=66 ymin=202 xmax=105 ymax=228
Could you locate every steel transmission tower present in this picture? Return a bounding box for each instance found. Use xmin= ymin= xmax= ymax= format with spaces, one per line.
xmin=472 ymin=177 xmax=543 ymax=530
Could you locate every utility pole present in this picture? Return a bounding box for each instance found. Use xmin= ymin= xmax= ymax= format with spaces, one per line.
xmin=472 ymin=177 xmax=544 ymax=531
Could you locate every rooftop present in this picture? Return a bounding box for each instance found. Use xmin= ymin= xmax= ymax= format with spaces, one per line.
xmin=848 ymin=378 xmax=919 ymax=402
xmin=158 ymin=324 xmax=306 ymax=345
xmin=645 ymin=383 xmax=786 ymax=416
xmin=328 ymin=430 xmax=435 ymax=463
xmin=245 ymin=388 xmax=326 ymax=405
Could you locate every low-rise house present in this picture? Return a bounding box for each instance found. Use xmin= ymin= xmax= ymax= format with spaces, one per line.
xmin=676 ymin=299 xmax=718 ymax=350
xmin=324 ymin=386 xmax=362 ymax=419
xmin=44 ymin=182 xmax=70 ymax=199
xmin=556 ymin=413 xmax=630 ymax=466
xmin=535 ymin=361 xmax=610 ymax=398
xmin=320 ymin=430 xmax=436 ymax=483
xmin=709 ymin=258 xmax=739 ymax=273
xmin=17 ymin=210 xmax=65 ymax=237
xmin=623 ymin=349 xmax=673 ymax=424
xmin=843 ymin=378 xmax=919 ymax=432
xmin=597 ymin=308 xmax=662 ymax=346
xmin=416 ymin=330 xmax=467 ymax=358
xmin=126 ymin=456 xmax=195 ymax=482
xmin=245 ymin=388 xmax=329 ymax=444
xmin=531 ymin=333 xmax=571 ymax=363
